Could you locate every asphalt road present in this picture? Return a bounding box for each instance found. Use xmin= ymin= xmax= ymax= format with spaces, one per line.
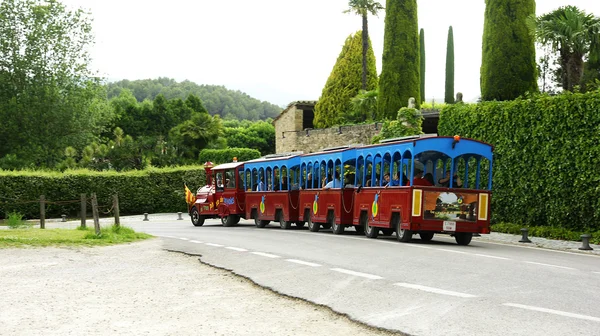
xmin=124 ymin=214 xmax=600 ymax=336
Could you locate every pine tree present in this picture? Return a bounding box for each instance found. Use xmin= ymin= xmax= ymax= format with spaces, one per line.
xmin=445 ymin=26 xmax=455 ymax=104
xmin=481 ymin=0 xmax=538 ymax=101
xmin=419 ymin=28 xmax=426 ymax=103
xmin=378 ymin=0 xmax=420 ymax=119
xmin=313 ymin=32 xmax=378 ymax=128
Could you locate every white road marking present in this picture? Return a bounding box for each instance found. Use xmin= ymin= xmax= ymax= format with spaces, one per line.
xmin=205 ymin=243 xmax=224 ymax=247
xmin=404 ymin=244 xmax=433 ymax=249
xmin=474 ymin=253 xmax=511 ymax=260
xmin=286 ymin=259 xmax=321 ymax=267
xmin=189 ymin=240 xmax=203 ymax=244
xmin=179 ymin=238 xmax=189 ymax=241
xmin=503 ymin=303 xmax=600 ymax=322
xmin=330 ymin=268 xmax=383 ymax=280
xmin=225 ymin=247 xmax=248 ymax=252
xmin=394 ymin=283 xmax=477 ymax=298
xmin=524 ymin=261 xmax=575 ymax=270
xmin=435 ymin=248 xmax=468 ymax=254
xmin=251 ymin=252 xmax=280 ymax=258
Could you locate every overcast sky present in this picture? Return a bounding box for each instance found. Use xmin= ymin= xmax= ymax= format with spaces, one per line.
xmin=62 ymin=0 xmax=600 ymax=106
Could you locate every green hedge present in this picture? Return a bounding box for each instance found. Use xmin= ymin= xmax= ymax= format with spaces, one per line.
xmin=0 ymin=166 xmax=206 ymax=220
xmin=198 ymin=148 xmax=261 ymax=165
xmin=439 ymin=91 xmax=600 ymax=231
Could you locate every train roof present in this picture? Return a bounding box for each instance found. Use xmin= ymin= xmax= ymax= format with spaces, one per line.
xmin=211 ymin=161 xmax=245 ymax=170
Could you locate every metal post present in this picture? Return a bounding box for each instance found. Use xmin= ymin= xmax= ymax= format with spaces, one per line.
xmin=91 ymin=193 xmax=101 ymax=236
xmin=40 ymin=195 xmax=45 ymax=229
xmin=579 ymin=234 xmax=594 ymax=251
xmin=80 ymin=194 xmax=87 ymax=228
xmin=113 ymin=194 xmax=120 ymax=228
xmin=519 ymin=228 xmax=531 ymax=243
xmin=177 ymin=212 xmax=183 ymax=220
xmin=143 ymin=213 xmax=149 ymax=221
xmin=61 ymin=215 xmax=66 ymax=222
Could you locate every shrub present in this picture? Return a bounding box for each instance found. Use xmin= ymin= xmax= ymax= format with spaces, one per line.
xmin=439 ymin=91 xmax=600 ymax=231
xmin=6 ymin=212 xmax=28 ymax=229
xmin=198 ymin=148 xmax=261 ymax=165
xmin=0 ymin=166 xmax=206 ymax=220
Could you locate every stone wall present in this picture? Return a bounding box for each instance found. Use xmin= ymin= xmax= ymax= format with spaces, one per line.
xmin=277 ymin=123 xmax=382 ymax=154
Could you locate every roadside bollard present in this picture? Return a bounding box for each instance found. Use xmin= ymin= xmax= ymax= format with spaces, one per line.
xmin=143 ymin=213 xmax=149 ymax=221
xmin=177 ymin=212 xmax=183 ymax=220
xmin=519 ymin=228 xmax=532 ymax=243
xmin=579 ymin=234 xmax=594 ymax=251
xmin=61 ymin=215 xmax=66 ymax=222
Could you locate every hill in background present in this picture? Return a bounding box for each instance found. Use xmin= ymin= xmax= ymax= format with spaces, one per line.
xmin=106 ymin=78 xmax=282 ymax=121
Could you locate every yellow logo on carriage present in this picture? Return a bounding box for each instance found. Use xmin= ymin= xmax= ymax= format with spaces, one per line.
xmin=371 ymin=193 xmax=380 ymax=219
xmin=260 ymin=195 xmax=266 ymax=213
xmin=313 ymin=194 xmax=319 ymax=214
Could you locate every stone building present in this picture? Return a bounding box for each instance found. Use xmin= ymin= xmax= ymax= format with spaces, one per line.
xmin=273 ymin=101 xmax=440 ymax=154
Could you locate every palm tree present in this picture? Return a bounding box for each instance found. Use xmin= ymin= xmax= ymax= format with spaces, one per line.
xmin=528 ymin=6 xmax=600 ymax=91
xmin=344 ymin=0 xmax=384 ymax=91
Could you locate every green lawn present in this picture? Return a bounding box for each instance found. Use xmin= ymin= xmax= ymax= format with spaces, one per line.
xmin=0 ymin=225 xmax=153 ymax=248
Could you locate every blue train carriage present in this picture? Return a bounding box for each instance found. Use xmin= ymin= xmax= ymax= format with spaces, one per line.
xmin=353 ymin=134 xmax=493 ymax=246
xmin=243 ymin=154 xmax=303 ymax=229
xmin=298 ymin=146 xmax=359 ymax=234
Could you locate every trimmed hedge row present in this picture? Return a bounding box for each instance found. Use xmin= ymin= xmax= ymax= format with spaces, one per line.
xmin=198 ymin=148 xmax=261 ymax=165
xmin=0 ymin=166 xmax=206 ymax=220
xmin=439 ymin=91 xmax=600 ymax=231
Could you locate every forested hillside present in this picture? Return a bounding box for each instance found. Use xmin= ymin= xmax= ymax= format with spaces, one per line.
xmin=106 ymin=78 xmax=282 ymax=121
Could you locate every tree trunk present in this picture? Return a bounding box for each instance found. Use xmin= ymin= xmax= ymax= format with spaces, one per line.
xmin=565 ymin=53 xmax=585 ymax=91
xmin=362 ymin=14 xmax=368 ymax=92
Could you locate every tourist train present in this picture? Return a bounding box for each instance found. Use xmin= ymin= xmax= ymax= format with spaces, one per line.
xmin=189 ymin=135 xmax=493 ymax=246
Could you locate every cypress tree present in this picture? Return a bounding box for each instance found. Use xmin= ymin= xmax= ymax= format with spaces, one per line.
xmin=445 ymin=26 xmax=455 ymax=104
xmin=481 ymin=0 xmax=538 ymax=101
xmin=313 ymin=31 xmax=378 ymax=128
xmin=378 ymin=0 xmax=420 ymax=119
xmin=420 ymin=28 xmax=426 ymax=103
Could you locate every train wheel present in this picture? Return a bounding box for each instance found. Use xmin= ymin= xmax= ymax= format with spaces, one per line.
xmin=308 ymin=216 xmax=320 ymax=232
xmin=395 ymin=219 xmax=412 ymax=243
xmin=254 ymin=215 xmax=268 ymax=228
xmin=191 ymin=207 xmax=204 ymax=227
xmin=223 ymin=215 xmax=238 ymax=227
xmin=330 ymin=214 xmax=344 ymax=235
xmin=279 ymin=215 xmax=292 ymax=230
xmin=455 ymin=232 xmax=473 ymax=246
xmin=419 ymin=232 xmax=434 ymax=242
xmin=381 ymin=229 xmax=394 ymax=236
xmin=363 ymin=213 xmax=378 ymax=239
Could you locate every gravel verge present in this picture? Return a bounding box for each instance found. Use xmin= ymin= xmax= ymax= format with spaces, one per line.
xmin=0 ymin=239 xmax=403 ymax=336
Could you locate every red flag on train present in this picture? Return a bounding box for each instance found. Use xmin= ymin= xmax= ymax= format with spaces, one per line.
xmin=185 ymin=184 xmax=196 ymax=205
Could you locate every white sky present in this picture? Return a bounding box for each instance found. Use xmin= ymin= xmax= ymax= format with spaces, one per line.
xmin=62 ymin=0 xmax=600 ymax=106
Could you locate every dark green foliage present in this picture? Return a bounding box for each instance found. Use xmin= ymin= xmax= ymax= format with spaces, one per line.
xmin=529 ymin=6 xmax=600 ymax=92
xmin=221 ymin=120 xmax=275 ymax=155
xmin=419 ymin=28 xmax=426 ymax=103
xmin=481 ymin=0 xmax=538 ymax=101
xmin=198 ymin=148 xmax=261 ymax=165
xmin=0 ymin=0 xmax=113 ymax=169
xmin=371 ymin=107 xmax=423 ymax=143
xmin=445 ymin=26 xmax=455 ymax=104
xmin=107 ymin=78 xmax=281 ymax=121
xmin=314 ymin=31 xmax=378 ymax=128
xmin=378 ymin=0 xmax=420 ymax=119
xmin=439 ymin=91 xmax=600 ymax=231
xmin=0 ymin=167 xmax=207 ymax=219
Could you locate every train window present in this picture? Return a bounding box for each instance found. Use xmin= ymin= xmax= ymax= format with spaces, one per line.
xmin=215 ymin=171 xmax=224 ymax=191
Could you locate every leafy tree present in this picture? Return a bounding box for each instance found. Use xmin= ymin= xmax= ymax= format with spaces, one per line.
xmin=445 ymin=26 xmax=455 ymax=104
xmin=344 ymin=0 xmax=384 ymax=91
xmin=0 ymin=0 xmax=112 ymax=168
xmin=371 ymin=107 xmax=423 ymax=143
xmin=314 ymin=31 xmax=378 ymax=127
xmin=107 ymin=78 xmax=282 ymax=121
xmin=169 ymin=113 xmax=223 ymax=161
xmin=350 ymin=89 xmax=379 ymax=123
xmin=481 ymin=0 xmax=538 ymax=101
xmin=419 ymin=28 xmax=426 ymax=103
xmin=378 ymin=0 xmax=420 ymax=119
xmin=528 ymin=6 xmax=600 ymax=92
